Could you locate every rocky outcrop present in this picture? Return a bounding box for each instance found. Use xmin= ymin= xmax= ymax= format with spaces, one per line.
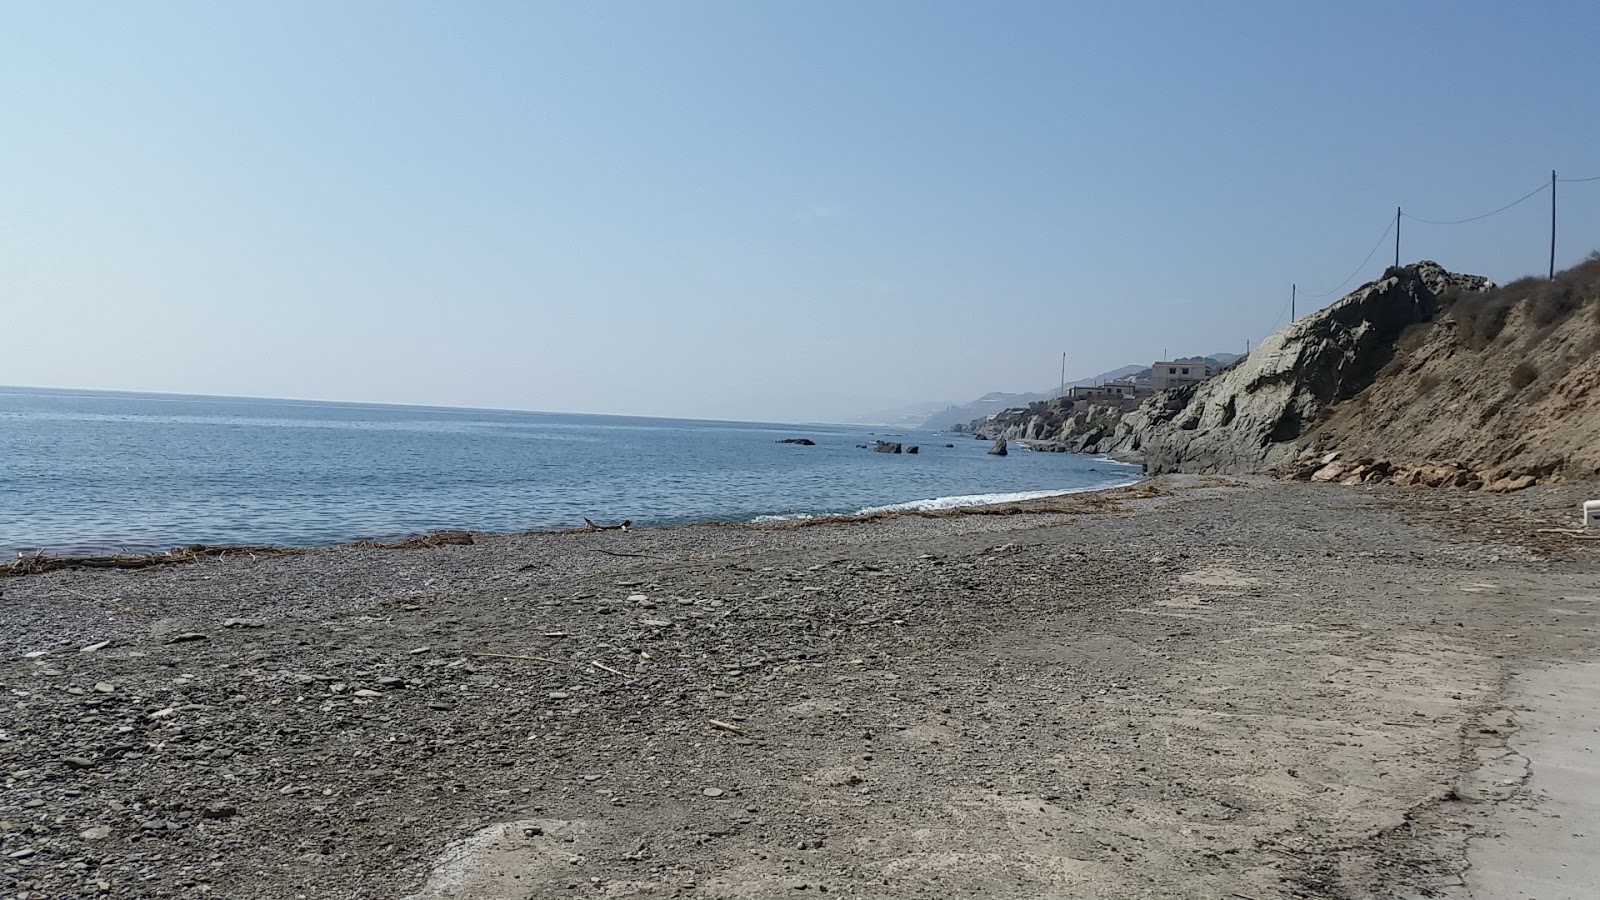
xmin=1280 ymin=450 xmax=1544 ymax=493
xmin=1094 ymin=262 xmax=1493 ymax=474
xmin=965 ymin=397 xmax=1140 ymax=451
xmin=775 ymin=438 xmax=816 ymax=446
xmin=988 ymin=438 xmax=1008 ymax=456
xmin=872 ymin=441 xmax=903 ymax=454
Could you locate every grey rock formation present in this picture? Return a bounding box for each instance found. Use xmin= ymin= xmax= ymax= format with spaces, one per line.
xmin=872 ymin=441 xmax=903 ymax=454
xmin=1098 ymin=262 xmax=1492 ymax=474
xmin=988 ymin=438 xmax=1008 ymax=456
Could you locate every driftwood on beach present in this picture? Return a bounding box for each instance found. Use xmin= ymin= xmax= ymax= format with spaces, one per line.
xmin=1 ymin=530 xmax=477 ymax=577
xmin=1 ymin=544 xmax=302 ymax=577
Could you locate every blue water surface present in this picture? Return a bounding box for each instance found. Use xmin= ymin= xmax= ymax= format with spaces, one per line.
xmin=0 ymin=386 xmax=1138 ymax=554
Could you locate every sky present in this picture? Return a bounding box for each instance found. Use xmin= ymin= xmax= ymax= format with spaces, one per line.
xmin=3 ymin=1 xmax=1598 ymax=424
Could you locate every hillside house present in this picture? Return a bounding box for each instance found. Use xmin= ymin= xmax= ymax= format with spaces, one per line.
xmin=1066 ymin=382 xmax=1146 ymax=402
xmin=1150 ymin=361 xmax=1213 ymax=391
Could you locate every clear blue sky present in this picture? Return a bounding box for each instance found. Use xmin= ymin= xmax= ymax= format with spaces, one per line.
xmin=4 ymin=1 xmax=1598 ymax=423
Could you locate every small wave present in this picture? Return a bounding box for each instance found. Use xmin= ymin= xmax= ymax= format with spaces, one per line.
xmin=853 ymin=479 xmax=1142 ymax=516
xmin=750 ymin=512 xmax=819 ymax=524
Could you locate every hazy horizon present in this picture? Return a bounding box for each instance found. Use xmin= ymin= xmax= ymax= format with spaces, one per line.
xmin=5 ymin=2 xmax=1599 ymax=423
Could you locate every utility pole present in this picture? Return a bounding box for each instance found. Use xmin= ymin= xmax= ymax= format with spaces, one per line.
xmin=1551 ymin=169 xmax=1558 ymax=280
xmin=1394 ymin=206 xmax=1401 ymax=269
xmin=1060 ymin=352 xmax=1066 ymax=399
xmin=1291 ymin=283 xmax=1296 ymax=321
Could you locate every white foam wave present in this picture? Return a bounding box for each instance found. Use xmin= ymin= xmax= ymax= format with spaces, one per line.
xmin=852 ymin=478 xmax=1142 ymax=516
xmin=750 ymin=512 xmax=818 ymax=524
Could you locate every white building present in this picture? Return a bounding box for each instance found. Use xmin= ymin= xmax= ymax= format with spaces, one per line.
xmin=1150 ymin=361 xmax=1213 ymax=391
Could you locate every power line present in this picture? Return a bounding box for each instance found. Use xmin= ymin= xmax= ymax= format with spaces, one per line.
xmin=1306 ymin=215 xmax=1396 ymax=299
xmin=1402 ymin=181 xmax=1549 ymax=225
xmin=1557 ymin=174 xmax=1600 ymax=183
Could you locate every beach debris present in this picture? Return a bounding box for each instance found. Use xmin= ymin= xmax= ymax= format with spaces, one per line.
xmin=708 ymin=719 xmax=746 ymax=734
xmin=583 ymin=518 xmax=632 ymax=532
xmin=588 ymin=548 xmax=665 ymax=559
xmin=80 ymin=640 xmax=110 ymax=652
xmin=471 ymin=652 xmax=560 ymax=664
xmin=590 ymin=660 xmax=633 ymax=680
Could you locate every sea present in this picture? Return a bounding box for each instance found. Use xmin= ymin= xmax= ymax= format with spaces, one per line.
xmin=0 ymin=386 xmax=1141 ymax=556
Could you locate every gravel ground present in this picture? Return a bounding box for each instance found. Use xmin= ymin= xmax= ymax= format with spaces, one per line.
xmin=2 ymin=476 xmax=1597 ymax=899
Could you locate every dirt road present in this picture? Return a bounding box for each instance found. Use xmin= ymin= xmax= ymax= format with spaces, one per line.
xmin=3 ymin=477 xmax=1597 ymax=898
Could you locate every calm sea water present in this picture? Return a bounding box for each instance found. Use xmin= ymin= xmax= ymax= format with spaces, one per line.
xmin=0 ymin=387 xmax=1139 ymax=555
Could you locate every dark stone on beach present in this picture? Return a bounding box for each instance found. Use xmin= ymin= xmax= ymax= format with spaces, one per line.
xmin=224 ymin=618 xmax=265 ymax=629
xmin=906 ymin=446 xmax=919 ymax=454
xmin=167 ymin=632 xmax=208 ymax=644
xmin=988 ymin=438 xmax=1009 ymax=456
xmin=873 ymin=441 xmax=902 ymax=454
xmin=775 ymin=438 xmax=816 ymax=446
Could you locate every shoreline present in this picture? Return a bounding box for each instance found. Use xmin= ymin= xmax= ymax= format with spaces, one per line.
xmin=3 ymin=477 xmax=1596 ymax=899
xmin=2 ymin=474 xmax=1156 ymax=576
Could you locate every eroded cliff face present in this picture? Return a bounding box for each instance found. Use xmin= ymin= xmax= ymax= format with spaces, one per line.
xmin=1298 ymin=253 xmax=1600 ymax=483
xmin=968 ymin=262 xmax=1496 ymax=474
xmin=1100 ymin=262 xmax=1493 ymax=474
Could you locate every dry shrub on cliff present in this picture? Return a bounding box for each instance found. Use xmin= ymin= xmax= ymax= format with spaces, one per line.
xmin=1509 ymin=361 xmax=1540 ymax=390
xmin=1450 ymin=254 xmax=1600 ymax=349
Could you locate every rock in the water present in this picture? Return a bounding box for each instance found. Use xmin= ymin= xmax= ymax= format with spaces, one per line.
xmin=988 ymin=438 xmax=1008 ymax=456
xmin=872 ymin=441 xmax=903 ymax=454
xmin=905 ymin=446 xmax=919 ymax=454
xmin=775 ymin=438 xmax=816 ymax=446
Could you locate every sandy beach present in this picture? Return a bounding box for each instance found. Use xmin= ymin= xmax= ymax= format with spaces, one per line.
xmin=3 ymin=476 xmax=1598 ymax=899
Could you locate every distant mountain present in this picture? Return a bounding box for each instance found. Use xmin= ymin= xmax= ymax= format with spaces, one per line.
xmin=920 ymin=392 xmax=1053 ymax=431
xmin=915 ymin=354 xmax=1240 ymax=432
xmin=839 ymin=400 xmax=956 ymax=428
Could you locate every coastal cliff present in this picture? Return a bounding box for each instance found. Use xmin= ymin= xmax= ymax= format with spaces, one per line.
xmin=969 ymin=261 xmax=1523 ymax=474
xmin=1105 ymin=262 xmax=1494 ymax=474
